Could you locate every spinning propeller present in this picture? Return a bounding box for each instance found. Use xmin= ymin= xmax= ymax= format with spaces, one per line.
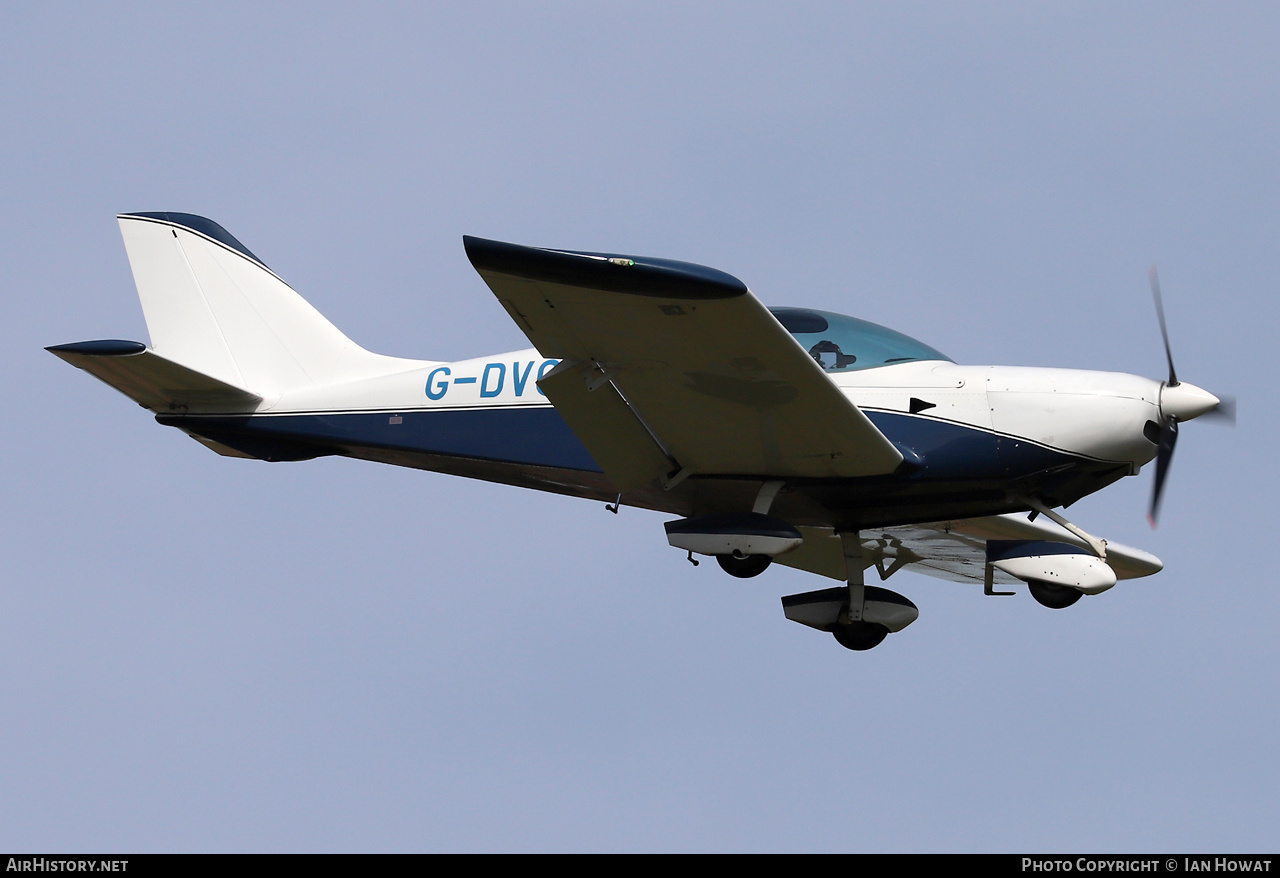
xmin=1146 ymin=266 xmax=1235 ymax=526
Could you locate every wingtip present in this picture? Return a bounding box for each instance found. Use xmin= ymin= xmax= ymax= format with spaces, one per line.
xmin=463 ymin=236 xmax=748 ymax=300
xmin=46 ymin=339 xmax=147 ymax=357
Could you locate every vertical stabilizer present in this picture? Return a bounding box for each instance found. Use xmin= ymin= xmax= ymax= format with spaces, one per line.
xmin=118 ymin=212 xmax=401 ymax=400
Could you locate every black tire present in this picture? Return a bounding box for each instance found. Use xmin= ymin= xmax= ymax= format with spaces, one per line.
xmin=832 ymin=621 xmax=889 ymax=651
xmin=1027 ymin=580 xmax=1084 ymax=609
xmin=715 ymin=553 xmax=772 ymax=579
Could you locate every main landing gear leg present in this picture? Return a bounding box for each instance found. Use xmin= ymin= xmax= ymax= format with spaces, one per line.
xmin=832 ymin=532 xmax=890 ymax=651
xmin=714 ymin=480 xmax=788 ymax=578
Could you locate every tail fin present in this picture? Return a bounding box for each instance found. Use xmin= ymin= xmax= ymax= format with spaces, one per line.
xmin=117 ymin=212 xmax=396 ymax=399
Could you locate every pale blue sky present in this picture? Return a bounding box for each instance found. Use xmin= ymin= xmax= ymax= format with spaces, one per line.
xmin=2 ymin=3 xmax=1275 ymax=851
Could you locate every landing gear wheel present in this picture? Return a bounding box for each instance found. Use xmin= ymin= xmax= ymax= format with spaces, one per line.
xmin=1028 ymin=580 xmax=1083 ymax=609
xmin=716 ymin=553 xmax=772 ymax=579
xmin=832 ymin=621 xmax=889 ymax=651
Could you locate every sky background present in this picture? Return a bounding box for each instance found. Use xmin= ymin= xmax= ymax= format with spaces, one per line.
xmin=2 ymin=2 xmax=1275 ymax=852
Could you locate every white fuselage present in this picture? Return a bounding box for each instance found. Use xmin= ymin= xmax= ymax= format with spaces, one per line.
xmin=267 ymin=348 xmax=1168 ymax=473
xmin=836 ymin=361 xmax=1164 ymax=469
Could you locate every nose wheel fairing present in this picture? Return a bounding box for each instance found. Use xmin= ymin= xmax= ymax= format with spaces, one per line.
xmin=781 ymin=585 xmax=919 ymax=650
xmin=778 ymin=530 xmax=920 ymax=651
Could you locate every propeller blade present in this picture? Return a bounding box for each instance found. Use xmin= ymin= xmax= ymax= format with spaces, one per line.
xmin=1148 ymin=415 xmax=1179 ymax=527
xmin=1149 ymin=265 xmax=1179 ymax=388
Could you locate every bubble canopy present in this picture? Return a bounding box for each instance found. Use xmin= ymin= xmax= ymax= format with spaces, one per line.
xmin=769 ymin=307 xmax=952 ymax=372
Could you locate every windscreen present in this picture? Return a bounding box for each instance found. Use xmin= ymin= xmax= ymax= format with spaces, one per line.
xmin=770 ymin=307 xmax=952 ymax=372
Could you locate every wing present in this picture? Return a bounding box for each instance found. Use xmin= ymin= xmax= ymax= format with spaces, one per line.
xmin=774 ymin=513 xmax=1163 ymax=584
xmin=464 ymin=237 xmax=904 ymax=491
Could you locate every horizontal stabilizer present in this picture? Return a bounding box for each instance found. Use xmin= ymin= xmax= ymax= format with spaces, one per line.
xmin=47 ymin=340 xmax=261 ymax=413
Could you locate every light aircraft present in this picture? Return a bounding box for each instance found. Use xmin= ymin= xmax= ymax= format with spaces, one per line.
xmin=49 ymin=212 xmax=1232 ymax=651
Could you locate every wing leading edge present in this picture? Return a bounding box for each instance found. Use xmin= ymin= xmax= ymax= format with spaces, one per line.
xmin=464 ymin=236 xmax=904 ymax=491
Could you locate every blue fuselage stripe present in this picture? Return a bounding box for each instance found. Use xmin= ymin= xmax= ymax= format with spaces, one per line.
xmin=173 ymin=404 xmax=1099 ymax=484
xmin=168 ymin=406 xmax=597 ymax=470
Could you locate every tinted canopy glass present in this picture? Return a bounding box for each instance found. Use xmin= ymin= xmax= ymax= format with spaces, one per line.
xmin=770 ymin=307 xmax=952 ymax=372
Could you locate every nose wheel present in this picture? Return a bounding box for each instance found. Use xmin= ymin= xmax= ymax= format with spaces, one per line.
xmin=831 ymin=620 xmax=889 ymax=651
